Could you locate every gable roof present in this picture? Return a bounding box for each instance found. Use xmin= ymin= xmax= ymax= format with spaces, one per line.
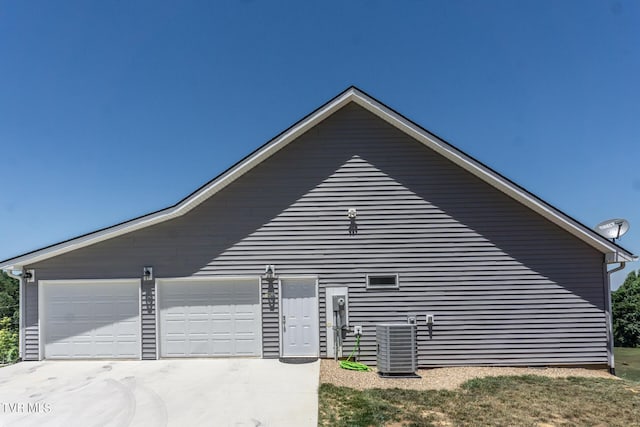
xmin=1 ymin=86 xmax=635 ymax=270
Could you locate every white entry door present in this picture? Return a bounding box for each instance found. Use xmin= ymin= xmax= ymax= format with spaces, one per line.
xmin=281 ymin=279 xmax=318 ymax=357
xmin=158 ymin=278 xmax=261 ymax=357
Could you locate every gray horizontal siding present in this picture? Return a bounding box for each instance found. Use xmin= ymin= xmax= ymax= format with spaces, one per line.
xmin=26 ymin=103 xmax=607 ymax=367
xmin=23 ymin=282 xmax=39 ymax=361
xmin=141 ymin=281 xmax=156 ymax=360
xmin=261 ymin=278 xmax=279 ymax=358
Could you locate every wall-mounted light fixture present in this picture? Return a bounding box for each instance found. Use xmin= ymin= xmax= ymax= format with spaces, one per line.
xmin=23 ymin=269 xmax=35 ymax=283
xmin=263 ymin=264 xmax=277 ymax=281
xmin=143 ymin=266 xmax=153 ymax=281
xmin=348 ymin=208 xmax=358 ymax=235
xmin=263 ymin=265 xmax=277 ymax=306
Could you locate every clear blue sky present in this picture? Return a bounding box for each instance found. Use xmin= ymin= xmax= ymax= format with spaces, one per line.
xmin=0 ymin=1 xmax=638 ymax=289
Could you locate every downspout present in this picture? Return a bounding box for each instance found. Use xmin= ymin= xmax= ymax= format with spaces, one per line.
xmin=604 ymin=261 xmax=626 ymax=375
xmin=4 ymin=268 xmax=24 ymax=360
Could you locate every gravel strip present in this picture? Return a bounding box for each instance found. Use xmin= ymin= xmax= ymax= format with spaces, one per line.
xmin=320 ymin=359 xmax=618 ymax=390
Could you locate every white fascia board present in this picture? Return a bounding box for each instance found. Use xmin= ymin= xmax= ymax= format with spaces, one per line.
xmin=0 ymin=207 xmax=173 ymax=270
xmin=0 ymin=91 xmax=356 ymax=270
xmin=0 ymin=87 xmax=634 ymax=269
xmin=605 ymin=252 xmax=636 ymax=263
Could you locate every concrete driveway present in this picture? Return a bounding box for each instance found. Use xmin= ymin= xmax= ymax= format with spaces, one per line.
xmin=0 ymin=359 xmax=319 ymax=427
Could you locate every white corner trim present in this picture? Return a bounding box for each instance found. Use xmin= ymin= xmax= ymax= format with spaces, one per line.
xmin=0 ymin=87 xmax=633 ymax=269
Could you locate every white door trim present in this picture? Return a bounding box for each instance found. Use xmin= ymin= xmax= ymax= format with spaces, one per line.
xmin=38 ymin=278 xmax=142 ymax=360
xmin=155 ymin=276 xmax=262 ymax=358
xmin=278 ymin=276 xmax=319 ymax=358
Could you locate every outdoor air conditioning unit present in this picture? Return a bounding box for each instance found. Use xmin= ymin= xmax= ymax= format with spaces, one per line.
xmin=376 ymin=323 xmax=417 ymax=376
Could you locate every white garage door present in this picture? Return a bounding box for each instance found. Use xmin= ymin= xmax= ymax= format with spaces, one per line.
xmin=40 ymin=280 xmax=141 ymax=359
xmin=158 ymin=278 xmax=261 ymax=357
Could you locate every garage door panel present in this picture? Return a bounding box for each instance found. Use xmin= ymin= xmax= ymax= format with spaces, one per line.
xmin=235 ymin=309 xmax=256 ymax=319
xmin=188 ymin=307 xmax=210 ymax=316
xmin=94 ymin=319 xmax=138 ymax=337
xmin=189 ymin=340 xmax=212 ymax=355
xmin=189 ymin=320 xmax=212 ymax=334
xmin=211 ymin=319 xmax=233 ymax=332
xmin=159 ymin=279 xmax=261 ymax=357
xmin=94 ymin=302 xmax=114 ymax=316
xmin=236 ymin=318 xmax=257 ymax=331
xmin=116 ymin=301 xmax=139 ymax=313
xmin=41 ymin=280 xmax=141 ymax=359
xmin=163 ymin=340 xmax=188 ymax=357
xmin=164 ymin=319 xmax=188 ymax=334
xmin=235 ymin=341 xmax=258 ymax=355
xmin=211 ymin=304 xmax=232 ymax=314
xmin=113 ymin=342 xmax=139 ymax=356
xmin=45 ymin=342 xmax=68 ymax=358
xmin=70 ymin=342 xmax=92 ymax=357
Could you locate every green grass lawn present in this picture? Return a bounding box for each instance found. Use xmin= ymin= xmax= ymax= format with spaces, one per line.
xmin=615 ymin=347 xmax=640 ymax=382
xmin=319 ymin=376 xmax=640 ymax=427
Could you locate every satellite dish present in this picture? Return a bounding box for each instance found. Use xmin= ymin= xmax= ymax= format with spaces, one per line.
xmin=595 ymin=218 xmax=630 ymax=242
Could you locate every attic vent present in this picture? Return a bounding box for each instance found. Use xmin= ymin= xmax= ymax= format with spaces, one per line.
xmin=376 ymin=323 xmax=417 ymax=376
xmin=366 ymin=274 xmax=399 ymax=289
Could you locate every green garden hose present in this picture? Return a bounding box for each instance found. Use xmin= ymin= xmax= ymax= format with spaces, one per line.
xmin=339 ymin=335 xmax=370 ymax=371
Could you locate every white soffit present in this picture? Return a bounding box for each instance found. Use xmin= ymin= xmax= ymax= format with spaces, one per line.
xmin=0 ymin=87 xmax=634 ymax=268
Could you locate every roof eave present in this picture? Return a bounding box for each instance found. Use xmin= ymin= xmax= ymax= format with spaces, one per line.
xmin=605 ymin=252 xmax=637 ymax=264
xmin=348 ymin=88 xmax=636 ymax=262
xmin=1 ymin=86 xmax=636 ymax=269
xmin=0 ymin=89 xmax=358 ymax=270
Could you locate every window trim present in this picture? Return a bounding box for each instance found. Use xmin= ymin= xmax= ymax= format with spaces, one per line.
xmin=366 ymin=273 xmax=399 ymax=290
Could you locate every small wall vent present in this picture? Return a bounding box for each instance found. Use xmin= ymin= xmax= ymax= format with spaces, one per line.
xmin=376 ymin=323 xmax=417 ymax=376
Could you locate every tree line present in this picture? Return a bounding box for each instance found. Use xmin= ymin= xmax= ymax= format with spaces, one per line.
xmin=612 ymin=269 xmax=640 ymax=348
xmin=0 ymin=271 xmax=19 ymax=363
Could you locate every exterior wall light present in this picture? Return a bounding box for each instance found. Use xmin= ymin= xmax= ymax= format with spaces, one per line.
xmin=348 ymin=208 xmax=358 ymax=235
xmin=143 ymin=266 xmax=153 ymax=281
xmin=263 ymin=264 xmax=277 ymax=281
xmin=263 ymin=265 xmax=277 ymax=309
xmin=23 ymin=269 xmax=35 ymax=283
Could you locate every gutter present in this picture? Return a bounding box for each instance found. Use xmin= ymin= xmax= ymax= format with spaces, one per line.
xmin=608 ymin=262 xmax=627 ymax=275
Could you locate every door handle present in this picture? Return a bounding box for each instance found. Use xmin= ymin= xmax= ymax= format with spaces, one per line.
xmin=282 ymin=315 xmax=286 ymax=332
